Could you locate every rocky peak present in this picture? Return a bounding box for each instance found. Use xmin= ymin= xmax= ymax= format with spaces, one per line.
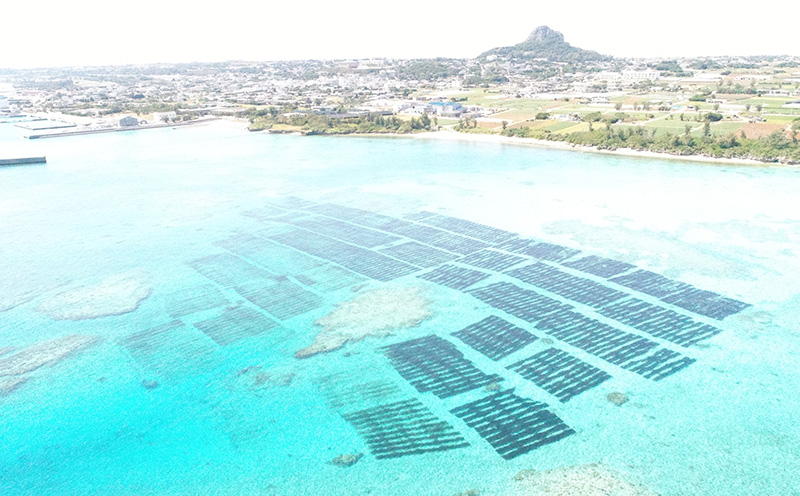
xmin=526 ymin=25 xmax=565 ymax=43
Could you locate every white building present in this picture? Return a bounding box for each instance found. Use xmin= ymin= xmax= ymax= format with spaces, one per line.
xmin=621 ymin=70 xmax=660 ymax=82
xmin=0 ymin=96 xmax=9 ymax=112
xmin=152 ymin=111 xmax=177 ymax=123
xmin=766 ymin=89 xmax=791 ymax=97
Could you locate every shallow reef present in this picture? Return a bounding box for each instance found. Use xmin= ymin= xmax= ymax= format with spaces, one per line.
xmin=0 ymin=377 xmax=29 ymax=397
xmin=36 ymin=272 xmax=151 ymax=320
xmin=328 ymin=453 xmax=363 ymax=467
xmin=227 ymin=365 xmax=295 ymax=394
xmin=295 ymin=285 xmax=433 ymax=358
xmin=512 ymin=464 xmax=658 ymax=496
xmin=0 ymin=334 xmax=100 ymax=377
xmin=0 ymin=277 xmax=68 ymax=313
xmin=607 ymin=392 xmax=629 ymax=406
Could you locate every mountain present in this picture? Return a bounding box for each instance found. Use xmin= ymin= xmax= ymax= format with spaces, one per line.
xmin=480 ymin=26 xmax=610 ymax=63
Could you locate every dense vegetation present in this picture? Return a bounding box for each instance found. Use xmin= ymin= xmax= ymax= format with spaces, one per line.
xmin=480 ymin=26 xmax=610 ymax=63
xmin=248 ymin=110 xmax=433 ymax=135
xmin=501 ymin=125 xmax=800 ymax=164
xmin=393 ymin=59 xmax=464 ymax=81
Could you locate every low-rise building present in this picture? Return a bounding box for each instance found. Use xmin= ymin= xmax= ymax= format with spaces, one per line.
xmin=621 ymin=69 xmax=660 ymax=82
xmin=152 ymin=111 xmax=177 ymax=122
xmin=119 ymin=116 xmax=139 ymax=127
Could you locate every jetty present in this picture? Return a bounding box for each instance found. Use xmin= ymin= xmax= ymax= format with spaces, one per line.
xmin=0 ymin=156 xmax=47 ymax=166
xmin=25 ymin=118 xmax=220 ymax=139
xmin=15 ymin=121 xmax=76 ymax=131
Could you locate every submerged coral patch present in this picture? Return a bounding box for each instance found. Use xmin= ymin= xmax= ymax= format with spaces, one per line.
xmin=512 ymin=464 xmax=658 ymax=496
xmin=228 ymin=365 xmax=295 ymax=393
xmin=36 ymin=272 xmax=151 ymax=320
xmin=0 ymin=276 xmax=68 ymax=313
xmin=0 ymin=334 xmax=100 ymax=377
xmin=295 ymin=286 xmax=433 ymax=358
xmin=0 ymin=377 xmax=29 ymax=397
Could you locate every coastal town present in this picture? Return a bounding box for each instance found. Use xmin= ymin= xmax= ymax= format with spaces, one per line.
xmin=2 ymin=26 xmax=799 ymax=161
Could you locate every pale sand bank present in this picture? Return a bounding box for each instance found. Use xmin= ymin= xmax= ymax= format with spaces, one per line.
xmin=407 ymin=130 xmax=769 ymax=166
xmin=226 ymin=119 xmax=778 ymax=167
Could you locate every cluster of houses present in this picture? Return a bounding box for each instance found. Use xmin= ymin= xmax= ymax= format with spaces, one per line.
xmin=3 ymin=55 xmax=800 ymax=128
xmin=118 ymin=111 xmax=177 ymax=128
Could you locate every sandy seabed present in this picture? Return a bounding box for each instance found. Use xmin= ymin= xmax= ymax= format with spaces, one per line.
xmin=511 ymin=464 xmax=658 ymax=496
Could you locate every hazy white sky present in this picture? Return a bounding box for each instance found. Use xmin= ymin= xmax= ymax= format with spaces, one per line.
xmin=3 ymin=0 xmax=798 ymax=68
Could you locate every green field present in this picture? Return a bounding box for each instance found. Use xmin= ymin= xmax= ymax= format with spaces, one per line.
xmin=557 ymin=122 xmax=592 ymax=134
xmin=710 ymin=121 xmax=747 ymax=135
xmin=642 ymin=119 xmax=699 ymax=135
xmin=764 ymin=115 xmax=799 ymax=125
xmin=543 ymin=121 xmax=581 ymax=132
xmin=436 ymin=118 xmax=460 ymax=126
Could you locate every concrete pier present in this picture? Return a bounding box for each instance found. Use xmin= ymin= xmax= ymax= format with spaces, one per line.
xmin=25 ymin=118 xmax=220 ymax=139
xmin=0 ymin=156 xmax=47 ymax=166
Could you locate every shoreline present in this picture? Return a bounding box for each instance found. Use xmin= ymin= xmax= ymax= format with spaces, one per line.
xmin=206 ymin=120 xmax=786 ymax=167
xmin=401 ymin=130 xmax=772 ymax=167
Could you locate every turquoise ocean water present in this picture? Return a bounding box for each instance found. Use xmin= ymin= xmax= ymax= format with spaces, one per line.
xmin=1 ymin=121 xmax=800 ymax=495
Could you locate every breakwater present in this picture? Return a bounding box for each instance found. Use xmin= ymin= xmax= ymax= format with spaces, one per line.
xmin=25 ymin=118 xmax=220 ymax=139
xmin=0 ymin=156 xmax=47 ymax=166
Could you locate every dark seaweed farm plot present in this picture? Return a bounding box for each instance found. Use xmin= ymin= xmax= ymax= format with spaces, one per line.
xmin=508 ymin=348 xmax=611 ymax=402
xmin=459 ymin=249 xmax=527 ymax=272
xmin=418 ymin=264 xmax=491 ymax=291
xmin=451 ymin=390 xmax=575 ymax=460
xmin=507 ymin=263 xmax=628 ymax=309
xmin=235 ymin=279 xmax=323 ymax=320
xmin=419 ymin=214 xmax=517 ymax=244
xmin=600 ymin=298 xmax=723 ymax=347
xmin=292 ymin=264 xmax=365 ymax=292
xmin=241 ymin=205 xmax=287 ymax=221
xmin=403 ymin=211 xmax=438 ymax=221
xmin=216 ymin=233 xmax=324 ymax=274
xmin=379 ymin=241 xmax=458 ymax=268
xmin=610 ymin=270 xmax=750 ymax=319
xmin=193 ymin=306 xmax=279 ymax=346
xmin=562 ymin=255 xmax=636 ymax=278
xmin=267 ymin=228 xmax=417 ymax=281
xmin=188 ymin=253 xmax=274 ymax=287
xmin=317 ymin=376 xmax=405 ymax=414
xmin=609 ymin=270 xmax=694 ymax=298
xmin=467 ymin=282 xmax=573 ymax=324
xmin=452 ymin=316 xmax=538 ymax=361
xmin=286 ymin=216 xmax=400 ymax=249
xmin=378 ymin=219 xmax=489 ymax=255
xmin=342 ymin=398 xmax=470 ymax=459
xmin=534 ymin=309 xmax=660 ymax=369
xmin=661 ymin=288 xmax=751 ymax=320
xmin=497 ymin=238 xmax=581 ymax=262
xmin=623 ymin=348 xmax=696 ymax=381
xmin=383 ymin=335 xmax=502 ymax=398
xmin=120 ymin=321 xmax=216 ymax=376
xmin=161 ymin=284 xmax=228 ymax=318
xmin=304 ymin=203 xmax=398 ymax=230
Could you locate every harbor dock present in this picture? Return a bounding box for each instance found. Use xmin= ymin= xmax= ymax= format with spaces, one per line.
xmin=25 ymin=118 xmax=220 ymax=139
xmin=0 ymin=156 xmax=47 ymax=166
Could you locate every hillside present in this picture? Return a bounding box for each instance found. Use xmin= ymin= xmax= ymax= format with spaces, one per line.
xmin=480 ymin=25 xmax=611 ymax=63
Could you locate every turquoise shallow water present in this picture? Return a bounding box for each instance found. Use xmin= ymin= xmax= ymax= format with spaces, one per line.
xmin=1 ymin=122 xmax=800 ymax=495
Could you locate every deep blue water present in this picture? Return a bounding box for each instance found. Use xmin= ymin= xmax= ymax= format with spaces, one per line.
xmin=1 ymin=121 xmax=800 ymax=495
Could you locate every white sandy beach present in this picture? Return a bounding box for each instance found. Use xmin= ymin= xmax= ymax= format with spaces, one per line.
xmin=234 ymin=118 xmax=774 ymax=167
xmin=407 ymin=129 xmax=770 ymax=167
